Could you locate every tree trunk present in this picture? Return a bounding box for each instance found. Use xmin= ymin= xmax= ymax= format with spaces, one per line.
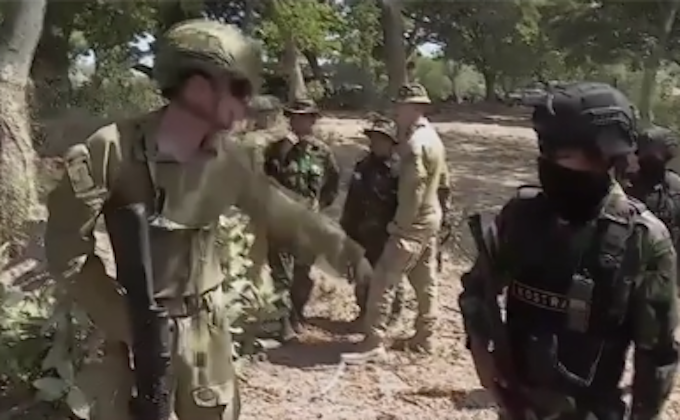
xmin=639 ymin=0 xmax=680 ymax=122
xmin=446 ymin=59 xmax=462 ymax=103
xmin=31 ymin=1 xmax=73 ymax=118
xmin=380 ymin=0 xmax=407 ymax=97
xmin=0 ymin=0 xmax=47 ymax=247
xmin=283 ymin=35 xmax=307 ymax=101
xmin=482 ymin=69 xmax=497 ymax=102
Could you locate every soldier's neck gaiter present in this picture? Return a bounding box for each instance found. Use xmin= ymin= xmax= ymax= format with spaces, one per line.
xmin=538 ymin=157 xmax=612 ymax=224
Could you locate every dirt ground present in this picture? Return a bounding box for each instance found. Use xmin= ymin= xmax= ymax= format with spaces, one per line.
xmin=238 ymin=107 xmax=680 ymax=420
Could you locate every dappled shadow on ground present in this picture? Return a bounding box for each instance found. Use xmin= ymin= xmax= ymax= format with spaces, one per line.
xmin=306 ymin=316 xmax=360 ymax=335
xmin=265 ymin=336 xmax=358 ymax=369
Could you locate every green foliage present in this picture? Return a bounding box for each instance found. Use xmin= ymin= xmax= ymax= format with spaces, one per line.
xmin=257 ymin=0 xmax=345 ymax=55
xmin=216 ymin=211 xmax=283 ymax=361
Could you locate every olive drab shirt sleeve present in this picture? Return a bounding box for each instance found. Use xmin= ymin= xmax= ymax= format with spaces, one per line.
xmin=225 ymin=138 xmax=367 ymax=275
xmin=630 ymin=210 xmax=679 ymax=419
xmin=393 ymin=134 xmax=428 ymax=231
xmin=45 ymin=125 xmax=122 ymax=277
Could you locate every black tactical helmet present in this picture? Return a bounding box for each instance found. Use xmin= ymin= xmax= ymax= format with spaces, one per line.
xmin=637 ymin=125 xmax=679 ymax=161
xmin=532 ymin=82 xmax=637 ymax=158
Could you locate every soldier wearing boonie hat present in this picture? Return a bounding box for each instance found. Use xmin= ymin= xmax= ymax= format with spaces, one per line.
xmin=263 ymin=96 xmax=341 ymax=342
xmin=343 ymin=83 xmax=449 ymax=364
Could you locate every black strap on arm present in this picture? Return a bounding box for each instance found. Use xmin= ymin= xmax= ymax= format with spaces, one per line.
xmin=104 ymin=202 xmax=171 ymax=420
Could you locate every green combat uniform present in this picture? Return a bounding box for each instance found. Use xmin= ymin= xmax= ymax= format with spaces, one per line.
xmin=344 ymin=83 xmax=447 ymax=363
xmin=459 ymin=82 xmax=679 ymax=420
xmin=626 ymin=126 xmax=680 ymax=286
xmin=340 ymin=118 xmax=405 ymax=322
xmin=263 ymin=98 xmax=341 ymax=339
xmin=45 ymin=20 xmax=370 ymax=420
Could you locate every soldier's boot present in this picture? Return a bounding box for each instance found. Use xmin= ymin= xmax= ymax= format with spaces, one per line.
xmin=341 ymin=333 xmax=388 ymax=365
xmin=289 ymin=309 xmax=304 ymax=335
xmin=279 ymin=316 xmax=298 ymax=343
xmin=290 ymin=270 xmax=314 ymax=326
xmin=406 ymin=318 xmax=436 ymax=354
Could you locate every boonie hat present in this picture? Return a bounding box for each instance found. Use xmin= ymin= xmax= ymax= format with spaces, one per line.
xmin=393 ymin=83 xmax=431 ymax=104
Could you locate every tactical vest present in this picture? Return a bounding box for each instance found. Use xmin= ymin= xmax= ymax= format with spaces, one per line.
xmin=502 ymin=185 xmax=643 ymax=394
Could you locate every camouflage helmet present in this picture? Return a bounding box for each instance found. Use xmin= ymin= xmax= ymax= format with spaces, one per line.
xmin=248 ymin=95 xmax=281 ymax=113
xmin=364 ymin=118 xmax=397 ymax=143
xmin=153 ymin=19 xmax=262 ymax=93
xmin=638 ymin=125 xmax=679 ymax=161
xmin=393 ymin=83 xmax=431 ymax=104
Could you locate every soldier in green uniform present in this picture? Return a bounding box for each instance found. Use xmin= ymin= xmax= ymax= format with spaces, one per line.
xmin=45 ymin=20 xmax=370 ymax=420
xmin=340 ymin=118 xmax=405 ymax=324
xmin=263 ymin=98 xmax=341 ymax=341
xmin=459 ymin=82 xmax=679 ymax=419
xmin=625 ymin=126 xmax=680 ymax=284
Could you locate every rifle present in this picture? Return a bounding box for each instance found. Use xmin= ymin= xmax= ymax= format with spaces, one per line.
xmin=105 ymin=203 xmax=171 ymax=420
xmin=466 ymin=213 xmax=534 ymax=420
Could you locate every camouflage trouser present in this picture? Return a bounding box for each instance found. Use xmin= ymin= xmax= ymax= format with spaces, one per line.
xmin=364 ymin=234 xmax=438 ymax=345
xmin=63 ymin=257 xmax=240 ymax=420
xmin=267 ymin=245 xmax=314 ymax=321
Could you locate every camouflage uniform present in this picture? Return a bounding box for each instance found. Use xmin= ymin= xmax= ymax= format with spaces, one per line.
xmin=45 ymin=20 xmax=370 ymax=420
xmin=340 ymin=118 xmax=405 ymax=322
xmin=626 ymin=126 xmax=680 ymax=286
xmin=263 ymin=98 xmax=341 ymax=339
xmin=344 ymin=84 xmax=447 ymax=363
xmin=460 ymin=82 xmax=679 ymax=420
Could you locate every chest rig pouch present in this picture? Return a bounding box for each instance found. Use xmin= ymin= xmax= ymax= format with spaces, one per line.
xmin=504 ymin=186 xmax=642 ymax=392
xmin=135 ymin=134 xmax=226 ymax=298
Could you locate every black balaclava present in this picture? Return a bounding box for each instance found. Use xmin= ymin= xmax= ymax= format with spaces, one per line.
xmin=537 ymin=156 xmax=612 ymax=224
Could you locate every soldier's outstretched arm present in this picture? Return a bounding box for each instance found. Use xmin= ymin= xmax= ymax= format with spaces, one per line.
xmin=45 ymin=127 xmax=120 ymax=277
xmin=319 ymin=148 xmax=340 ymax=209
xmin=229 ymin=140 xmax=369 ymax=277
xmin=630 ymin=211 xmax=680 ymax=420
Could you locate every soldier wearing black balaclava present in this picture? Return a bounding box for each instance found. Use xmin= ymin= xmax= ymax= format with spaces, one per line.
xmin=459 ymin=82 xmax=679 ymax=420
